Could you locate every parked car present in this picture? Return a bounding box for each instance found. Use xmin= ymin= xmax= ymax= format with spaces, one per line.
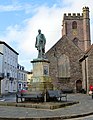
xmin=19 ymin=88 xmax=28 ymax=94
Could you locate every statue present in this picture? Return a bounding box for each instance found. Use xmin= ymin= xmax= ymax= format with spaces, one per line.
xmin=35 ymin=29 xmax=46 ymax=58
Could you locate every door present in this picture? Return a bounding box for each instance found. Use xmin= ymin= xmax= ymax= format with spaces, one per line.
xmin=76 ymin=80 xmax=82 ymax=93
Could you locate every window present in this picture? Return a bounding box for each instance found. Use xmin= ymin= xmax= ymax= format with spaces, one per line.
xmin=58 ymin=54 xmax=70 ymax=78
xmin=43 ymin=66 xmax=49 ymax=75
xmin=24 ymin=74 xmax=25 ymax=81
xmin=72 ymin=21 xmax=77 ymax=29
xmin=73 ymin=38 xmax=78 ymax=46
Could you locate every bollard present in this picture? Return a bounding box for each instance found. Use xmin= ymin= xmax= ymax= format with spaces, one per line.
xmin=92 ymin=91 xmax=93 ymax=99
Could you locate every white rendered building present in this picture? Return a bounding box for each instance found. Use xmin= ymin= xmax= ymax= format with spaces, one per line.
xmin=0 ymin=52 xmax=3 ymax=75
xmin=0 ymin=52 xmax=3 ymax=95
xmin=0 ymin=41 xmax=19 ymax=94
xmin=17 ymin=64 xmax=28 ymax=91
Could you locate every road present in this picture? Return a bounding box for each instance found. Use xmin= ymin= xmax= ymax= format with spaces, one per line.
xmin=0 ymin=94 xmax=16 ymax=102
xmin=68 ymin=115 xmax=93 ymax=120
xmin=0 ymin=93 xmax=93 ymax=119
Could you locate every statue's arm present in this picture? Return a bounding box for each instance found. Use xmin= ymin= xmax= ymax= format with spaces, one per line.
xmin=35 ymin=37 xmax=37 ymax=48
xmin=43 ymin=34 xmax=46 ymax=45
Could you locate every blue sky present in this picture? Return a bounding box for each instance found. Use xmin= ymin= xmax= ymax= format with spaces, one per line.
xmin=0 ymin=0 xmax=93 ymax=71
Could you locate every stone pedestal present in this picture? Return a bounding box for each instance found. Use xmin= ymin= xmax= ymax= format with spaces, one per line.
xmin=28 ymin=58 xmax=53 ymax=92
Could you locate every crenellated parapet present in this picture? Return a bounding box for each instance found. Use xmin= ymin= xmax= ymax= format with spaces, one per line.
xmin=63 ymin=13 xmax=83 ymax=20
xmin=83 ymin=6 xmax=89 ymax=11
xmin=82 ymin=6 xmax=89 ymax=19
xmin=62 ymin=6 xmax=91 ymax=51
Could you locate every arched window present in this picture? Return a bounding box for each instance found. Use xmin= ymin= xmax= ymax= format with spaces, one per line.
xmin=58 ymin=54 xmax=70 ymax=78
xmin=73 ymin=38 xmax=78 ymax=46
xmin=72 ymin=21 xmax=77 ymax=29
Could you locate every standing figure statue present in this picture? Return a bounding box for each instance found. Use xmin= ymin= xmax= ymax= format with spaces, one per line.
xmin=35 ymin=29 xmax=46 ymax=58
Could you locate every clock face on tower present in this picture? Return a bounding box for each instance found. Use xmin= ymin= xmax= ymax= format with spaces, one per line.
xmin=72 ymin=29 xmax=77 ymax=35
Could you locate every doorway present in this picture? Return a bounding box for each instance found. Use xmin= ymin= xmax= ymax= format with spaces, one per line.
xmin=76 ymin=80 xmax=82 ymax=93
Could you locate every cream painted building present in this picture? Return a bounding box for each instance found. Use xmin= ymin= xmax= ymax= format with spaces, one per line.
xmin=27 ymin=71 xmax=33 ymax=91
xmin=27 ymin=71 xmax=33 ymax=85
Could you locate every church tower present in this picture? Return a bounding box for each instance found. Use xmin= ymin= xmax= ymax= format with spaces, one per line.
xmin=83 ymin=7 xmax=91 ymax=51
xmin=62 ymin=7 xmax=91 ymax=51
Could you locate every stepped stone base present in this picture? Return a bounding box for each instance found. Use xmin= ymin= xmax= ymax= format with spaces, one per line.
xmin=28 ymin=76 xmax=53 ymax=92
xmin=0 ymin=101 xmax=79 ymax=109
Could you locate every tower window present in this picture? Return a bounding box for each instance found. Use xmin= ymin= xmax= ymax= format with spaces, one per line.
xmin=73 ymin=38 xmax=78 ymax=46
xmin=72 ymin=21 xmax=77 ymax=29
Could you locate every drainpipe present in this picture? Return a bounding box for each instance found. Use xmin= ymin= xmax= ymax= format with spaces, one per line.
xmin=85 ymin=59 xmax=87 ymax=93
xmin=54 ymin=48 xmax=59 ymax=83
xmin=85 ymin=57 xmax=89 ymax=94
xmin=79 ymin=55 xmax=88 ymax=94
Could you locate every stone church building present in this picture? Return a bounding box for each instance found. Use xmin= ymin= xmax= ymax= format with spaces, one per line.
xmin=46 ymin=7 xmax=93 ymax=93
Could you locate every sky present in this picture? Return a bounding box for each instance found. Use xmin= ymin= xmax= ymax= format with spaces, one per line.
xmin=0 ymin=0 xmax=93 ymax=71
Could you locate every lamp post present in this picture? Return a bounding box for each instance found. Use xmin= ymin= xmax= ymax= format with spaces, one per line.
xmin=54 ymin=48 xmax=59 ymax=88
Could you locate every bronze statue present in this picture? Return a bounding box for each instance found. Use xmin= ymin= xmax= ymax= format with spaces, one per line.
xmin=35 ymin=29 xmax=46 ymax=58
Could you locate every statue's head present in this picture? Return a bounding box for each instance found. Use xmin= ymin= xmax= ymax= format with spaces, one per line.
xmin=38 ymin=29 xmax=41 ymax=34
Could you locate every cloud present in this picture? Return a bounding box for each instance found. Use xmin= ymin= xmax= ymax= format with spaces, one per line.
xmin=0 ymin=2 xmax=34 ymax=14
xmin=0 ymin=5 xmax=63 ymax=70
xmin=0 ymin=5 xmax=22 ymax=12
xmin=0 ymin=0 xmax=93 ymax=71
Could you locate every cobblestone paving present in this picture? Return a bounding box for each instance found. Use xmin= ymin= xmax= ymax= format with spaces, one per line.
xmin=0 ymin=94 xmax=93 ymax=119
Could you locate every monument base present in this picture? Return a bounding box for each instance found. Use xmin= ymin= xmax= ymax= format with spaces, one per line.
xmin=28 ymin=58 xmax=53 ymax=92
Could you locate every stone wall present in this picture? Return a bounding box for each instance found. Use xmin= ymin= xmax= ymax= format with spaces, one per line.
xmin=87 ymin=48 xmax=93 ymax=86
xmin=46 ymin=36 xmax=83 ymax=91
xmin=62 ymin=7 xmax=91 ymax=52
